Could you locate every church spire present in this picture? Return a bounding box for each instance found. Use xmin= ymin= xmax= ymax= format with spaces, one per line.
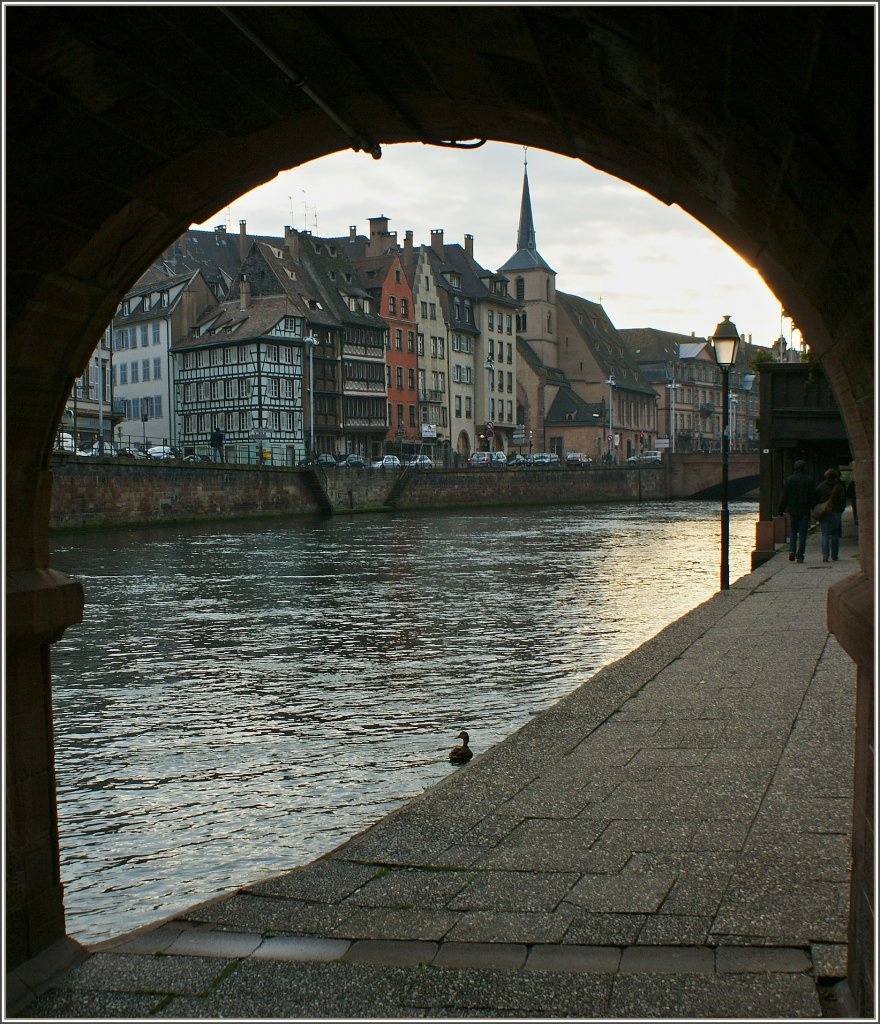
xmin=517 ymin=148 xmax=537 ymax=252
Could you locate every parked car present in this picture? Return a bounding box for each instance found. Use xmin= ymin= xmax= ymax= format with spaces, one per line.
xmin=116 ymin=446 xmax=147 ymax=459
xmin=406 ymin=454 xmax=433 ymax=468
xmin=146 ymin=445 xmax=179 ymax=460
xmin=337 ymin=453 xmax=369 ymax=468
xmin=565 ymin=452 xmax=593 ymax=467
xmin=78 ymin=440 xmax=119 ymax=457
xmin=531 ymin=452 xmax=561 ymax=466
xmin=371 ymin=454 xmax=402 ymax=469
xmin=54 ymin=432 xmax=76 ymax=453
xmin=467 ymin=451 xmax=491 ymax=467
xmin=506 ymin=453 xmax=527 ymax=467
xmin=628 ymin=450 xmax=663 ymax=464
xmin=184 ymin=453 xmax=212 ymax=463
xmin=300 ymin=453 xmax=338 ymax=468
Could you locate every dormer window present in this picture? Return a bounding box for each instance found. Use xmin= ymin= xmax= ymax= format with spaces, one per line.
xmin=121 ymin=300 xmax=130 ymax=315
xmin=160 ymin=291 xmax=169 ymax=307
xmin=142 ymin=295 xmax=151 ymax=312
xmin=448 ymin=272 xmax=461 ymax=289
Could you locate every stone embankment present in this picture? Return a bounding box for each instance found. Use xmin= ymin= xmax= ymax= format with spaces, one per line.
xmin=48 ymin=458 xmax=668 ymax=528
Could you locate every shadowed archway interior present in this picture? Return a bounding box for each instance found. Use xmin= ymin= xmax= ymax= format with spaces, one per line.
xmin=5 ymin=6 xmax=874 ymax=1012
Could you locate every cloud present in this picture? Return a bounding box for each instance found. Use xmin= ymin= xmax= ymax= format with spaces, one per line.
xmin=196 ymin=142 xmax=786 ymax=346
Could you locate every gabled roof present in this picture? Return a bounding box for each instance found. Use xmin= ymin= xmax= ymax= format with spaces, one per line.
xmin=545 ymin=385 xmax=605 ymax=426
xmin=171 ymin=295 xmax=303 ymax=351
xmin=114 ymin=269 xmax=208 ymax=325
xmin=557 ymin=291 xmax=655 ymax=396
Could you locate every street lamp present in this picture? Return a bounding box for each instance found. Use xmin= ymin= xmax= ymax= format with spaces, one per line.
xmin=666 ymin=379 xmax=676 ymax=453
xmin=605 ymin=374 xmax=615 ymax=462
xmin=303 ymin=335 xmax=320 ymax=461
xmin=709 ymin=315 xmax=741 ymax=591
xmin=484 ymin=356 xmax=495 ymax=455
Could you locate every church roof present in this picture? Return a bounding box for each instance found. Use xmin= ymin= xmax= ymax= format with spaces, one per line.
xmin=498 ymin=165 xmax=555 ymax=274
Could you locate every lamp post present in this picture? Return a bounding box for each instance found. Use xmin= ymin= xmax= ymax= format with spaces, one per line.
xmin=666 ymin=379 xmax=676 ymax=453
xmin=605 ymin=374 xmax=615 ymax=462
xmin=484 ymin=356 xmax=495 ymax=455
xmin=709 ymin=315 xmax=741 ymax=591
xmin=304 ymin=335 xmax=320 ymax=461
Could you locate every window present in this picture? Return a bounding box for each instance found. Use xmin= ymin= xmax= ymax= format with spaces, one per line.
xmin=238 ymin=378 xmax=250 ymax=398
xmin=238 ymin=411 xmax=250 ymax=431
xmin=417 ymin=333 xmax=424 ymax=355
xmin=490 ymin=398 xmax=495 ymax=420
xmin=429 ymin=303 xmax=436 ymax=320
xmin=388 ymin=295 xmax=397 ymax=315
xmin=283 ymin=315 xmax=302 ymax=334
xmin=152 ymin=323 xmax=160 ymax=345
xmin=431 ymin=337 xmax=438 ymax=358
xmin=401 ymin=298 xmax=409 ymax=318
xmin=498 ymin=341 xmax=504 ymax=361
xmin=396 ymin=366 xmax=403 ymax=390
xmin=455 ymin=395 xmax=462 ymax=416
xmin=407 ymin=330 xmax=414 ymax=353
xmin=438 ymin=337 xmax=444 ymax=358
xmin=409 ymin=405 xmax=416 ymax=426
xmin=507 ymin=315 xmax=513 ymax=334
xmin=454 ymin=299 xmax=461 ymax=320
xmin=488 ymin=310 xmax=494 ymax=330
xmin=397 ymin=404 xmax=404 ymax=425
xmin=408 ymin=368 xmax=415 ymax=390
xmin=119 ymin=363 xmax=127 ymax=384
xmin=386 ymin=365 xmax=392 ymax=388
xmin=507 ymin=372 xmax=513 ymax=393
xmin=516 ymin=277 xmax=525 ymax=300
xmin=142 ymin=359 xmax=150 ymax=381
xmin=268 ymin=378 xmax=280 ymax=398
xmin=130 ymin=362 xmax=139 ymax=383
xmin=121 ymin=300 xmax=130 ymax=315
xmin=224 ymin=379 xmax=234 ymax=398
xmin=210 ymin=348 xmax=221 ymax=366
xmin=507 ymin=401 xmax=513 ymax=421
xmin=140 ymin=325 xmax=149 ymax=347
xmin=420 ymin=301 xmax=428 ymax=318
xmin=465 ymin=396 xmax=472 ymax=418
xmin=271 ymin=411 xmax=281 ymax=431
xmin=388 ymin=403 xmax=393 ymax=425
xmin=395 ymin=329 xmax=402 ymax=350
xmin=395 ymin=268 xmax=401 ymax=284
xmin=160 ymin=291 xmax=169 ymax=307
xmin=463 ymin=301 xmax=472 ymax=323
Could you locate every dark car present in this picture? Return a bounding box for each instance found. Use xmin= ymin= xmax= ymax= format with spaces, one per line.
xmin=506 ymin=454 xmax=527 ymax=467
xmin=565 ymin=452 xmax=593 ymax=467
xmin=337 ymin=454 xmax=368 ymax=468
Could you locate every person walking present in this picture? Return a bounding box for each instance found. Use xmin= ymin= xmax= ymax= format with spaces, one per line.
xmin=210 ymin=425 xmax=225 ymax=463
xmin=778 ymin=459 xmax=814 ymax=563
xmin=815 ymin=467 xmax=846 ymax=562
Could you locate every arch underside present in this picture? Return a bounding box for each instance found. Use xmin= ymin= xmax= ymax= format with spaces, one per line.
xmin=5 ymin=6 xmax=874 ymax=1008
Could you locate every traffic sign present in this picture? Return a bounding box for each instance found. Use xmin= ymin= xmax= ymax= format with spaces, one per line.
xmin=486 ymin=429 xmax=494 ymax=439
xmin=486 ymin=421 xmax=493 ymax=430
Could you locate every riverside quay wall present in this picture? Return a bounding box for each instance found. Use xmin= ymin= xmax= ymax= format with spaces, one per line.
xmin=48 ymin=457 xmax=671 ymax=528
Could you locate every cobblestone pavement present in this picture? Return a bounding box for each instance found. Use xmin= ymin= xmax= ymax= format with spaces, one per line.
xmin=10 ymin=519 xmax=859 ymax=1019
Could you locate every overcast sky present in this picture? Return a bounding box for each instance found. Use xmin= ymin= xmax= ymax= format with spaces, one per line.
xmin=192 ymin=141 xmax=790 ymax=349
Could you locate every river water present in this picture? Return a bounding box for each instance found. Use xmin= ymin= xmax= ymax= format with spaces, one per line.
xmin=50 ymin=500 xmax=758 ymax=943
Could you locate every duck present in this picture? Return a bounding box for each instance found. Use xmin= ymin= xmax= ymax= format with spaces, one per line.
xmin=449 ymin=730 xmax=473 ymax=765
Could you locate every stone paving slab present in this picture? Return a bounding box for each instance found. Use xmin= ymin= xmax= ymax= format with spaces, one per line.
xmin=12 ymin=528 xmax=859 ymax=1019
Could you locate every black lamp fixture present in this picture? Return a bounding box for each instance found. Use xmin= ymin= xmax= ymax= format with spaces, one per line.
xmin=709 ymin=315 xmax=741 ymax=591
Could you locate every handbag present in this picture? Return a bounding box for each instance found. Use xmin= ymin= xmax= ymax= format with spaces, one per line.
xmin=812 ymin=498 xmax=833 ymax=523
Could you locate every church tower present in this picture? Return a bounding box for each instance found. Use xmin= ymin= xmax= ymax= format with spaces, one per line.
xmin=499 ymin=150 xmax=557 ymax=369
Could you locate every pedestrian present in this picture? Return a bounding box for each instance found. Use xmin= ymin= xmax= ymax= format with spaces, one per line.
xmin=210 ymin=425 xmax=225 ymax=463
xmin=846 ymin=477 xmax=858 ymax=526
xmin=777 ymin=459 xmax=814 ymax=563
xmin=815 ymin=467 xmax=846 ymax=562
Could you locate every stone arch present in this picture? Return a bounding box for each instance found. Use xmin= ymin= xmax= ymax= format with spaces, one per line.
xmin=5 ymin=8 xmax=873 ymax=1008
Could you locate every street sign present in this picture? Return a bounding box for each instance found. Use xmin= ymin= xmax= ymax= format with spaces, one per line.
xmin=486 ymin=429 xmax=494 ymax=439
xmin=655 ymin=438 xmax=670 ymax=448
xmin=251 ymin=428 xmax=271 ymax=439
xmin=486 ymin=421 xmax=493 ymax=430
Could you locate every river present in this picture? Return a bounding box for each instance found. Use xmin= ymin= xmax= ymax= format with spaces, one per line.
xmin=50 ymin=500 xmax=758 ymax=943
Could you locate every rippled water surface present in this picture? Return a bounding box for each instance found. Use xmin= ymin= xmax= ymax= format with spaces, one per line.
xmin=50 ymin=501 xmax=758 ymax=942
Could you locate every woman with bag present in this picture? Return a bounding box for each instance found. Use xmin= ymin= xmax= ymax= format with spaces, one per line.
xmin=814 ymin=468 xmax=846 ymax=562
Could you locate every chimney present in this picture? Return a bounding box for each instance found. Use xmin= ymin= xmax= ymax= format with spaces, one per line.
xmin=464 ymin=233 xmax=474 ymax=258
xmin=239 ymin=220 xmax=247 ymax=261
xmin=284 ymin=225 xmax=299 ymax=260
xmin=349 ymin=225 xmax=357 ymax=241
xmin=240 ymin=275 xmax=251 ymax=311
xmin=368 ymin=215 xmax=390 ymax=257
xmin=431 ymin=228 xmax=444 ymax=255
xmin=404 ymin=230 xmax=414 ymax=267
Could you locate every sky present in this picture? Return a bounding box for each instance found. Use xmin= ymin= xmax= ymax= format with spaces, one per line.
xmin=192 ymin=141 xmax=790 ymax=349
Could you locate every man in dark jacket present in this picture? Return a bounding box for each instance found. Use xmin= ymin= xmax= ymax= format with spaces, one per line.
xmin=778 ymin=459 xmax=814 ymax=563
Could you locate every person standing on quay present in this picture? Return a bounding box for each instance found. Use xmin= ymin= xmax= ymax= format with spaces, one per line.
xmin=210 ymin=425 xmax=225 ymax=463
xmin=778 ymin=459 xmax=814 ymax=563
xmin=815 ymin=467 xmax=846 ymax=562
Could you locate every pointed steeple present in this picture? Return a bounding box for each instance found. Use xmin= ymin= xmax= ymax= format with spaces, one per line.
xmin=499 ymin=148 xmax=554 ymax=275
xmin=517 ymin=151 xmax=537 ymax=252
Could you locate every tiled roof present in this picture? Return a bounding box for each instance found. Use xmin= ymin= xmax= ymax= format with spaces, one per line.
xmin=557 ymin=291 xmax=655 ymax=396
xmin=546 ymin=385 xmax=604 ymax=425
xmin=171 ymin=295 xmax=300 ymax=351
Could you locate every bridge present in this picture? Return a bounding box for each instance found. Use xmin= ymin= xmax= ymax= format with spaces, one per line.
xmin=666 ymin=453 xmax=760 ymax=501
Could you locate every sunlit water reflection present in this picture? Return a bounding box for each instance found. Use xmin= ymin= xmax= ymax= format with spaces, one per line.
xmin=50 ymin=500 xmax=758 ymax=942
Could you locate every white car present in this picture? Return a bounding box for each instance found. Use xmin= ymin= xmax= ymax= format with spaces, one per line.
xmin=54 ymin=432 xmax=76 ymax=453
xmin=147 ymin=446 xmax=178 ymax=460
xmin=78 ymin=440 xmax=118 ymax=457
xmin=371 ymin=455 xmax=402 ymax=469
xmin=628 ymin=451 xmax=663 ymax=464
xmin=406 ymin=454 xmax=433 ymax=468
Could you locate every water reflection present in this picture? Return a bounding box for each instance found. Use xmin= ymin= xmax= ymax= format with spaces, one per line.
xmin=50 ymin=501 xmax=758 ymax=941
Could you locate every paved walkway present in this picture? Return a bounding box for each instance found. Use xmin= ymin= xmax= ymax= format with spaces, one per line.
xmin=11 ymin=518 xmax=860 ymax=1019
